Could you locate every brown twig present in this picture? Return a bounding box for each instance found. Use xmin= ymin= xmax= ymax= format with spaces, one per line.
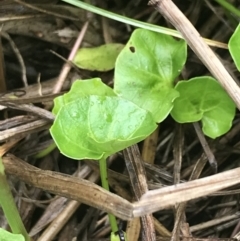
xmin=3 ymin=154 xmax=133 ymax=220
xmin=0 ymin=31 xmax=28 ymax=87
xmin=193 ymin=122 xmax=217 ymax=173
xmin=172 ymin=124 xmax=184 ymax=241
xmin=3 ymin=154 xmax=240 ymax=220
xmin=0 ymin=102 xmax=54 ymax=121
xmin=53 ymin=22 xmax=89 ymax=94
xmin=13 ymin=0 xmax=80 ymax=21
xmin=37 ymin=166 xmax=96 ymax=241
xmin=124 ymin=145 xmax=156 ymax=241
xmin=0 ymin=119 xmax=50 ymax=142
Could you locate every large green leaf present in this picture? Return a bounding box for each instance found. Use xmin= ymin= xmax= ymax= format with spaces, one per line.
xmin=0 ymin=228 xmax=25 ymax=241
xmin=114 ymin=29 xmax=187 ymax=122
xmin=73 ymin=43 xmax=124 ymax=71
xmin=229 ymin=24 xmax=240 ymax=71
xmin=52 ymin=78 xmax=116 ymax=115
xmin=50 ymin=95 xmax=157 ymax=160
xmin=171 ymin=77 xmax=236 ymax=138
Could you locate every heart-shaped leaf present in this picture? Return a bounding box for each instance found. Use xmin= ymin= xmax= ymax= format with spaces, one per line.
xmin=73 ymin=43 xmax=124 ymax=71
xmin=229 ymin=24 xmax=240 ymax=71
xmin=50 ymin=95 xmax=157 ymax=160
xmin=53 ymin=78 xmax=116 ymax=115
xmin=114 ymin=28 xmax=187 ymax=122
xmin=171 ymin=77 xmax=236 ymax=138
xmin=0 ymin=228 xmax=25 ymax=241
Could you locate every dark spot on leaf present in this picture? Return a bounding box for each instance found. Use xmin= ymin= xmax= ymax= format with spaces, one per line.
xmin=129 ymin=46 xmax=135 ymax=53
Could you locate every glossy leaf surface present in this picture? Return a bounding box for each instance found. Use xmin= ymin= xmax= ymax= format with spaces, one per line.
xmin=114 ymin=29 xmax=187 ymax=122
xmin=171 ymin=77 xmax=236 ymax=138
xmin=229 ymin=24 xmax=240 ymax=71
xmin=73 ymin=43 xmax=124 ymax=71
xmin=52 ymin=78 xmax=116 ymax=115
xmin=51 ymin=95 xmax=157 ymax=160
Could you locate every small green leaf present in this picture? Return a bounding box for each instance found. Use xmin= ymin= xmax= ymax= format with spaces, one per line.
xmin=50 ymin=95 xmax=157 ymax=160
xmin=0 ymin=228 xmax=25 ymax=241
xmin=229 ymin=24 xmax=240 ymax=71
xmin=73 ymin=43 xmax=124 ymax=71
xmin=114 ymin=28 xmax=187 ymax=122
xmin=171 ymin=76 xmax=236 ymax=138
xmin=52 ymin=78 xmax=116 ymax=115
xmin=111 ymin=231 xmax=128 ymax=241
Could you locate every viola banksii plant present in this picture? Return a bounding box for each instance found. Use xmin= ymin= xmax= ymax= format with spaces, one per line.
xmin=50 ymin=28 xmax=236 ymax=241
xmin=0 ymin=14 xmax=239 ymax=241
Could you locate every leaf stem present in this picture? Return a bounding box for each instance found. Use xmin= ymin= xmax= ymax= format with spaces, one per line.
xmin=99 ymin=157 xmax=118 ymax=233
xmin=60 ymin=0 xmax=183 ymax=38
xmin=60 ymin=0 xmax=228 ymax=49
xmin=213 ymin=0 xmax=240 ymax=18
xmin=0 ymin=158 xmax=30 ymax=241
xmin=34 ymin=142 xmax=56 ymax=159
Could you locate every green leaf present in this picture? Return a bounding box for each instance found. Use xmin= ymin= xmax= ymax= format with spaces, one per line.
xmin=52 ymin=78 xmax=116 ymax=115
xmin=171 ymin=76 xmax=236 ymax=138
xmin=0 ymin=229 xmax=25 ymax=241
xmin=50 ymin=95 xmax=157 ymax=160
xmin=0 ymin=158 xmax=30 ymax=241
xmin=111 ymin=231 xmax=128 ymax=241
xmin=229 ymin=24 xmax=240 ymax=71
xmin=73 ymin=43 xmax=124 ymax=71
xmin=114 ymin=28 xmax=187 ymax=122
